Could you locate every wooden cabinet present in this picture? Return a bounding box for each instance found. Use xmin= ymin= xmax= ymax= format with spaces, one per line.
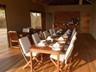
xmin=80 ymin=12 xmax=90 ymax=33
xmin=54 ymin=12 xmax=80 ymax=30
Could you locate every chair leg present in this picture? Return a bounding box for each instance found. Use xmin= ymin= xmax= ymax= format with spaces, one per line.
xmin=63 ymin=64 xmax=68 ymax=71
xmin=50 ymin=58 xmax=62 ymax=72
xmin=40 ymin=54 xmax=43 ymax=62
xmin=50 ymin=58 xmax=57 ymax=67
xmin=23 ymin=61 xmax=31 ymax=69
xmin=10 ymin=41 xmax=12 ymax=48
xmin=22 ymin=58 xmax=39 ymax=69
xmin=22 ymin=60 xmax=36 ymax=72
xmin=34 ymin=57 xmax=39 ymax=62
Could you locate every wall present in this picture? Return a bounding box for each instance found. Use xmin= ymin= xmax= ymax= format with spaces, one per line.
xmin=0 ymin=0 xmax=44 ymax=46
xmin=0 ymin=0 xmax=44 ymax=32
xmin=90 ymin=4 xmax=96 ymax=39
xmin=45 ymin=5 xmax=93 ymax=33
xmin=46 ymin=13 xmax=54 ymax=30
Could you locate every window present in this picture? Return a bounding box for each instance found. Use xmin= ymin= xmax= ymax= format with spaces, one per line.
xmin=0 ymin=7 xmax=8 ymax=51
xmin=30 ymin=12 xmax=42 ymax=29
xmin=0 ymin=8 xmax=6 ymax=28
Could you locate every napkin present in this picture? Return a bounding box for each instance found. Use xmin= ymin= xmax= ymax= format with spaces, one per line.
xmin=63 ymin=33 xmax=68 ymax=38
xmin=67 ymin=31 xmax=70 ymax=34
xmin=46 ymin=36 xmax=53 ymax=41
xmin=66 ymin=29 xmax=71 ymax=34
xmin=58 ymin=36 xmax=64 ymax=40
xmin=40 ymin=40 xmax=46 ymax=43
xmin=52 ymin=33 xmax=57 ymax=36
xmin=63 ymin=35 xmax=68 ymax=38
xmin=59 ymin=29 xmax=63 ymax=32
xmin=53 ymin=42 xmax=60 ymax=48
xmin=37 ymin=41 xmax=46 ymax=47
xmin=56 ymin=30 xmax=60 ymax=33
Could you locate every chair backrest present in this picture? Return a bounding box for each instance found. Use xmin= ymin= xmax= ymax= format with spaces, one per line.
xmin=49 ymin=29 xmax=54 ymax=35
xmin=43 ymin=31 xmax=49 ymax=39
xmin=8 ymin=31 xmax=18 ymax=41
xmin=23 ymin=28 xmax=30 ymax=33
xmin=70 ymin=32 xmax=77 ymax=44
xmin=70 ymin=28 xmax=76 ymax=39
xmin=19 ymin=36 xmax=31 ymax=54
xmin=52 ymin=29 xmax=55 ymax=33
xmin=64 ymin=43 xmax=74 ymax=64
xmin=32 ymin=33 xmax=41 ymax=45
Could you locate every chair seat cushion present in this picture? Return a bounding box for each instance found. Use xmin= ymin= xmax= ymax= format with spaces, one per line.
xmin=50 ymin=52 xmax=65 ymax=61
xmin=25 ymin=52 xmax=38 ymax=57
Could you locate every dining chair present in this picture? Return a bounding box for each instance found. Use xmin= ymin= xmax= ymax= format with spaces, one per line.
xmin=70 ymin=28 xmax=76 ymax=40
xmin=8 ymin=31 xmax=19 ymax=48
xmin=38 ymin=30 xmax=44 ymax=39
xmin=68 ymin=31 xmax=77 ymax=44
xmin=19 ymin=36 xmax=39 ymax=69
xmin=50 ymin=43 xmax=74 ymax=71
xmin=23 ymin=28 xmax=30 ymax=33
xmin=52 ymin=28 xmax=56 ymax=33
xmin=32 ymin=33 xmax=41 ymax=45
xmin=65 ymin=32 xmax=77 ymax=50
xmin=49 ymin=29 xmax=54 ymax=35
xmin=32 ymin=33 xmax=46 ymax=62
xmin=43 ymin=31 xmax=50 ymax=39
xmin=70 ymin=32 xmax=77 ymax=44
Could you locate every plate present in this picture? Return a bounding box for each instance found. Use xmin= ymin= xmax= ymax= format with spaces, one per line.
xmin=36 ymin=44 xmax=46 ymax=47
xmin=49 ymin=44 xmax=62 ymax=51
xmin=58 ymin=41 xmax=65 ymax=44
xmin=52 ymin=47 xmax=61 ymax=51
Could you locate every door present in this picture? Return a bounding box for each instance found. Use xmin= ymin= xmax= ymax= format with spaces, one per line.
xmin=80 ymin=12 xmax=90 ymax=33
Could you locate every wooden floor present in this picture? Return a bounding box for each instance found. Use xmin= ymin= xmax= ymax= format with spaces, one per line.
xmin=0 ymin=28 xmax=8 ymax=51
xmin=0 ymin=33 xmax=96 ymax=72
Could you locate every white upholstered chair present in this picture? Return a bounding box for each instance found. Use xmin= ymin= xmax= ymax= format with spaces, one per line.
xmin=70 ymin=28 xmax=76 ymax=40
xmin=32 ymin=33 xmax=41 ymax=45
xmin=50 ymin=42 xmax=74 ymax=71
xmin=49 ymin=29 xmax=54 ymax=35
xmin=43 ymin=31 xmax=50 ymax=39
xmin=19 ymin=36 xmax=39 ymax=69
xmin=65 ymin=32 xmax=77 ymax=50
xmin=52 ymin=28 xmax=56 ymax=33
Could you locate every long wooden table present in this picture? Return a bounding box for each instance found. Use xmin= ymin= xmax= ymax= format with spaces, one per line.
xmin=30 ymin=30 xmax=70 ymax=72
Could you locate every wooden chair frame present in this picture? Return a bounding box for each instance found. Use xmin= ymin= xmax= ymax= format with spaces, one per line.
xmin=8 ymin=31 xmax=19 ymax=48
xmin=19 ymin=37 xmax=39 ymax=69
xmin=50 ymin=44 xmax=74 ymax=72
xmin=43 ymin=31 xmax=50 ymax=39
xmin=19 ymin=45 xmax=40 ymax=69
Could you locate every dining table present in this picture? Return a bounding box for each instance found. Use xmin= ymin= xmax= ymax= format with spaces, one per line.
xmin=30 ymin=29 xmax=71 ymax=72
xmin=30 ymin=38 xmax=67 ymax=72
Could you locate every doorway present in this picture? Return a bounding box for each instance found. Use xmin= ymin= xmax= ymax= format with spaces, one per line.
xmin=0 ymin=7 xmax=8 ymax=51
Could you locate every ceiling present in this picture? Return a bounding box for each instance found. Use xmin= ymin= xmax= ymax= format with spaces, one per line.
xmin=32 ymin=0 xmax=95 ymax=6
